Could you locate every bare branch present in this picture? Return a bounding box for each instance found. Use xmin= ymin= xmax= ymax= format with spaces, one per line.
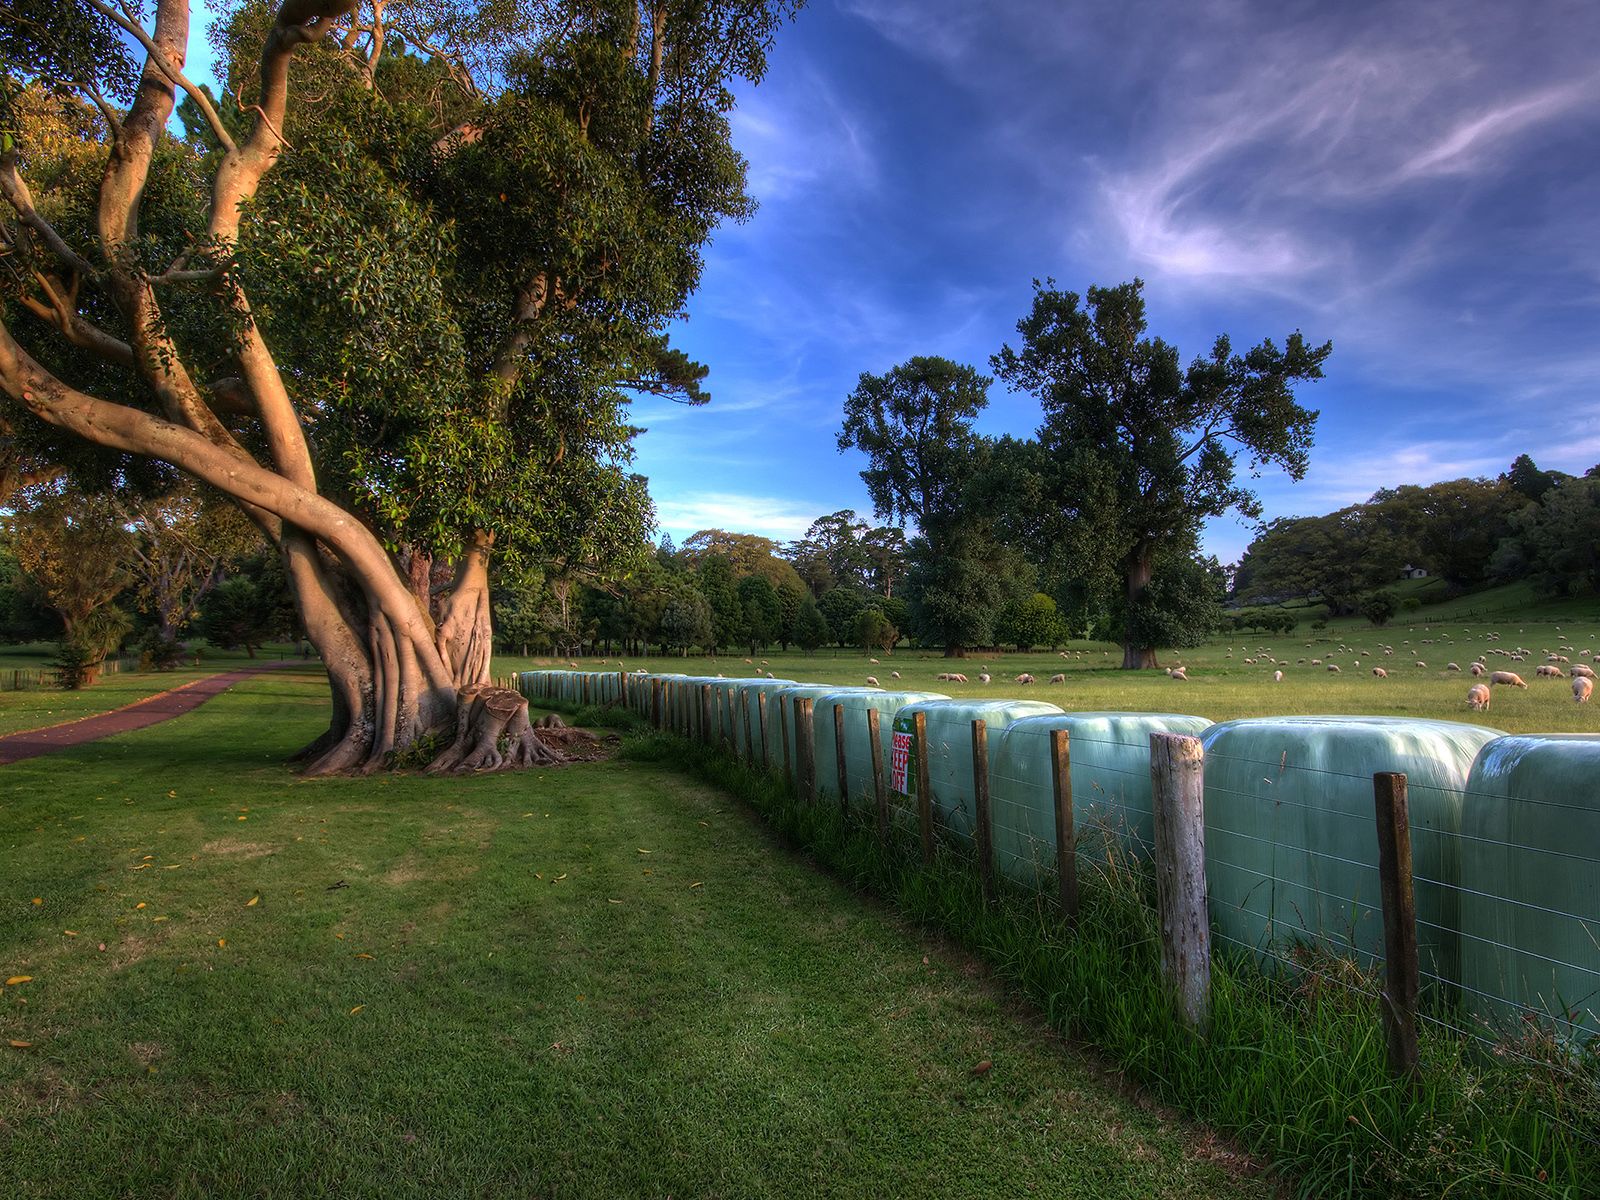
xmin=0 ymin=154 xmax=98 ymax=277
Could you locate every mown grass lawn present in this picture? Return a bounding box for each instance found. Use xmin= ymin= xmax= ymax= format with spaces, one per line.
xmin=0 ymin=674 xmax=1268 ymax=1199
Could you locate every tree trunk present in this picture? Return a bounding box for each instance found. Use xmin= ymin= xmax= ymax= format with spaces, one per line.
xmin=944 ymin=644 xmax=965 ymax=658
xmin=433 ymin=530 xmax=494 ymax=689
xmin=1121 ymin=547 xmax=1159 ymax=669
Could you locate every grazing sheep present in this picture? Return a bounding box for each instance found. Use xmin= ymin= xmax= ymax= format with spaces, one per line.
xmin=1575 ymin=676 xmax=1593 ymax=703
xmin=743 ymin=658 xmax=753 ymax=664
xmin=1274 ymin=670 xmax=1283 ymax=682
xmin=1311 ymin=658 xmax=1322 ymax=666
xmin=869 ymin=657 xmax=879 ymax=664
xmin=1169 ymin=668 xmax=1188 ymax=680
xmin=1571 ymin=664 xmax=1595 ymax=680
xmin=1467 ymin=684 xmax=1491 ymax=711
xmin=1469 ymin=663 xmax=1486 ymax=676
xmin=1536 ymin=664 xmax=1565 ymax=678
xmin=865 ymin=676 xmax=880 ymax=687
xmin=1489 ymin=671 xmax=1527 ymax=689
xmin=1015 ymin=673 xmax=1036 ymax=685
xmin=953 ymin=673 xmax=968 ymax=683
xmin=979 ymin=673 xmax=992 ymax=684
xmin=891 ymin=670 xmax=901 ymax=680
xmin=1446 ymin=663 xmax=1460 ymax=672
xmin=1414 ymin=662 xmax=1427 ymax=668
xmin=1372 ymin=667 xmax=1387 ymax=678
xmin=1049 ymin=673 xmax=1066 ymax=684
xmin=1327 ymin=663 xmax=1341 ymax=673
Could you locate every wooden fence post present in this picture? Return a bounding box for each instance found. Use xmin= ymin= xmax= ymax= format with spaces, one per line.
xmin=741 ymin=690 xmax=754 ymax=762
xmin=758 ymin=693 xmax=770 ymax=771
xmin=781 ymin=696 xmax=792 ymax=779
xmin=700 ymin=684 xmax=713 ymax=746
xmin=797 ymin=699 xmax=817 ymax=801
xmin=972 ymin=718 xmax=994 ymax=901
xmin=1051 ymin=729 xmax=1077 ymax=922
xmin=1149 ymin=732 xmax=1211 ymax=1032
xmin=867 ymin=707 xmax=888 ymax=842
xmin=834 ymin=703 xmax=849 ymax=812
xmin=651 ymin=679 xmax=662 ymax=729
xmin=914 ymin=711 xmax=934 ymax=864
xmin=1374 ymin=772 xmax=1421 ymax=1083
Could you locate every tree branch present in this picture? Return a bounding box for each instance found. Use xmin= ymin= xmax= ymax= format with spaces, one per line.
xmin=0 ymin=154 xmax=98 ymax=278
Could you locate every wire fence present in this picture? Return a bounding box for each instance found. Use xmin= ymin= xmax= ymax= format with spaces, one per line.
xmin=521 ymin=669 xmax=1600 ymax=1111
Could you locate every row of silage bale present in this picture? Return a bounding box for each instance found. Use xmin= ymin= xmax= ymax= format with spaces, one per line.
xmin=524 ymin=670 xmax=1600 ymax=1041
xmin=809 ymin=689 xmax=950 ymax=804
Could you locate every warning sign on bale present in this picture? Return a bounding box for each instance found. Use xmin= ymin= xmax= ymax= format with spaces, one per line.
xmin=891 ymin=728 xmax=913 ymax=795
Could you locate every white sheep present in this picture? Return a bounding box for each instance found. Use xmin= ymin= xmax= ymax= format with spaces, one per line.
xmin=1273 ymin=670 xmax=1283 ymax=682
xmin=1371 ymin=667 xmax=1387 ymax=678
xmin=891 ymin=670 xmax=901 ymax=680
xmin=1169 ymin=668 xmax=1188 ymax=681
xmin=1469 ymin=663 xmax=1486 ymax=676
xmin=866 ymin=676 xmax=880 ymax=687
xmin=1467 ymin=683 xmax=1491 ymax=711
xmin=1571 ymin=664 xmax=1595 ymax=680
xmin=1446 ymin=663 xmax=1460 ymax=672
xmin=1327 ymin=663 xmax=1341 ymax=673
xmin=1489 ymin=671 xmax=1527 ymax=689
xmin=979 ymin=673 xmax=992 ymax=684
xmin=1049 ymin=673 xmax=1066 ymax=684
xmin=1575 ymin=676 xmax=1593 ymax=704
xmin=1015 ymin=673 xmax=1036 ymax=685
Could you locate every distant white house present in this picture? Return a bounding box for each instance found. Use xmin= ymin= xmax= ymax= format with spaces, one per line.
xmin=1399 ymin=564 xmax=1429 ymax=580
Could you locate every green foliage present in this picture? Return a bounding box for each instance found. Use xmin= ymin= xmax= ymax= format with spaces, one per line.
xmin=736 ymin=574 xmax=780 ymax=651
xmin=851 ymin=607 xmax=895 ymax=654
xmin=792 ymin=596 xmax=828 ymax=654
xmin=997 ymin=592 xmax=1061 ymax=651
xmin=817 ymin=586 xmax=866 ymax=647
xmin=1359 ymin=589 xmax=1399 ymax=627
xmin=992 ymin=279 xmax=1328 ymax=662
xmin=659 ymin=588 xmax=713 ymax=653
xmin=905 ymin=526 xmax=1033 ymax=653
xmin=196 ymin=577 xmax=282 ymax=656
xmin=1491 ymin=475 xmax=1600 ymax=597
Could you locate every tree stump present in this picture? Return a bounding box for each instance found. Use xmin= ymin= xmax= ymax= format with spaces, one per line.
xmin=426 ymin=685 xmax=567 ymax=773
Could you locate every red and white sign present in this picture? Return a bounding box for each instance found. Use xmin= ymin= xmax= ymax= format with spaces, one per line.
xmin=891 ymin=729 xmax=913 ymax=794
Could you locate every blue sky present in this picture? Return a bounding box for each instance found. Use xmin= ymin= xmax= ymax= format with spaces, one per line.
xmin=193 ymin=0 xmax=1600 ymax=563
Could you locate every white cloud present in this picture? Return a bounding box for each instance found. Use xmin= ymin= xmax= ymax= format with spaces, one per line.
xmin=653 ymin=491 xmax=824 ymax=542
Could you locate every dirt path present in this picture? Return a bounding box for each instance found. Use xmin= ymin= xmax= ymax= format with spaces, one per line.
xmin=0 ymin=662 xmax=306 ymax=765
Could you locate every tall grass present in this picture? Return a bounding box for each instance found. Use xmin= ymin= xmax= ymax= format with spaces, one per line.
xmin=617 ymin=724 xmax=1598 ymax=1199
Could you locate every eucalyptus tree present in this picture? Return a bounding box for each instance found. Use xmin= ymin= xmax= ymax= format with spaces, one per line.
xmin=0 ymin=0 xmax=796 ymax=770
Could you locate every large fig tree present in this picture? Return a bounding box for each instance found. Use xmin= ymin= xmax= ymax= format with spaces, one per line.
xmin=0 ymin=0 xmax=795 ymax=770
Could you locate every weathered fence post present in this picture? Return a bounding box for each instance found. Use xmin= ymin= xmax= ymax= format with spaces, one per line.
xmin=700 ymin=684 xmax=713 ymax=746
xmin=796 ymin=699 xmax=817 ymax=802
xmin=972 ymin=718 xmax=994 ymax=902
xmin=758 ymin=693 xmax=770 ymax=771
xmin=780 ymin=696 xmax=792 ymax=779
xmin=914 ymin=711 xmax=934 ymax=864
xmin=867 ymin=707 xmax=888 ymax=842
xmin=742 ymin=691 xmax=755 ymax=762
xmin=1150 ymin=732 xmax=1211 ymax=1032
xmin=834 ymin=703 xmax=849 ymax=813
xmin=1051 ymin=729 xmax=1077 ymax=922
xmin=1374 ymin=771 xmax=1421 ymax=1083
xmin=651 ymin=679 xmax=663 ymax=729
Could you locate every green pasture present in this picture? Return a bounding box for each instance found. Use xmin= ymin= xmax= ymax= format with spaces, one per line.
xmin=0 ymin=673 xmax=1266 ymax=1199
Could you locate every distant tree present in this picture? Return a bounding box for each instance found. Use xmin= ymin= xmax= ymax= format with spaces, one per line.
xmin=793 ymin=597 xmax=829 ymax=654
xmin=736 ymin=575 xmax=781 ymax=654
xmin=682 ymin=530 xmax=806 ymax=592
xmin=660 ymin=591 xmax=715 ymax=656
xmin=1121 ymin=554 xmax=1226 ymax=652
xmin=838 ymin=356 xmax=993 ymax=655
xmin=1359 ymin=589 xmax=1399 ymax=627
xmin=1491 ymin=476 xmax=1600 ymax=596
xmin=1236 ymin=509 xmax=1406 ymax=615
xmin=861 ymin=526 xmax=908 ymax=599
xmin=818 ymin=587 xmax=868 ymax=647
xmin=904 ymin=526 xmax=1033 ymax=653
xmin=993 ymin=279 xmax=1328 ymax=668
xmin=196 ymin=577 xmax=279 ymax=658
xmin=696 ymin=556 xmax=743 ymax=654
xmin=775 ymin=579 xmax=806 ymax=651
xmin=998 ymin=592 xmax=1061 ymax=651
xmin=853 ymin=607 xmax=896 ymax=654
xmin=1505 ymin=454 xmax=1567 ymax=504
xmin=1367 ymin=478 xmax=1526 ymax=590
xmin=11 ymin=487 xmax=136 ymax=685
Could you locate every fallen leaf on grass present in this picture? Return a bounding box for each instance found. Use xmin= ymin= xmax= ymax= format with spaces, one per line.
xmin=636 ymin=848 xmax=652 ymax=855
xmin=217 ymin=939 xmax=226 ymax=948
xmin=152 ymin=916 xmax=168 ymax=923
xmin=689 ymin=882 xmax=702 ymax=890
xmin=236 ymin=816 xmax=248 ymax=822
xmin=971 ymin=1060 xmax=993 ymax=1077
xmin=349 ymin=1005 xmax=364 ymax=1015
xmin=5 ymin=976 xmax=32 ymax=986
xmin=8 ymin=1040 xmax=30 ymax=1049
xmin=131 ymin=864 xmax=150 ymax=871
xmin=135 ymin=903 xmax=146 ymax=910
xmin=607 ymin=899 xmax=622 ymax=904
xmin=30 ymin=897 xmax=41 ymax=906
xmin=354 ymin=953 xmax=375 ymax=960
xmin=246 ymin=896 xmax=259 ymax=907
xmin=62 ymin=930 xmax=77 ymax=937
